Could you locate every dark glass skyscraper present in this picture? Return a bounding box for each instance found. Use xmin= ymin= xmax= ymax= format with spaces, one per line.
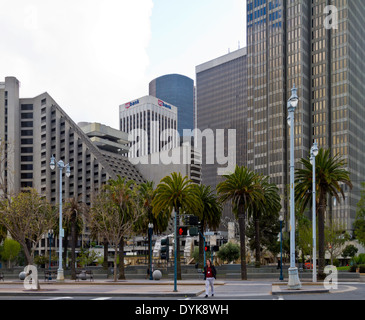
xmin=196 ymin=48 xmax=247 ymax=222
xmin=247 ymin=0 xmax=365 ymax=231
xmin=149 ymin=74 xmax=194 ymax=138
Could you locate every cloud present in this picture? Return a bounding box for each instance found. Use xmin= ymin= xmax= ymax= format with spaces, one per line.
xmin=0 ymin=0 xmax=154 ymax=129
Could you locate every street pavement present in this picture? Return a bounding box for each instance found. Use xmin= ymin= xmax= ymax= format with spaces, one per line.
xmin=0 ymin=277 xmax=364 ymax=300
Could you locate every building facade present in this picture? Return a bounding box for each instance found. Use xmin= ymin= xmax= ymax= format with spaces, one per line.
xmin=0 ymin=76 xmax=145 ymax=206
xmin=0 ymin=76 xmax=146 ymax=258
xmin=149 ymin=74 xmax=194 ymax=138
xmin=120 ymin=96 xmax=178 ymax=158
xmin=246 ymin=0 xmax=365 ymax=231
xmin=196 ymin=48 xmax=248 ymax=222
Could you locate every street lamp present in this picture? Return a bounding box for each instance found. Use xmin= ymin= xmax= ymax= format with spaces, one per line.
xmin=310 ymin=141 xmax=319 ymax=283
xmin=48 ymin=230 xmax=54 ymax=280
xmin=287 ymin=85 xmax=302 ymax=290
xmin=50 ymin=155 xmax=71 ymax=281
xmin=148 ymin=223 xmax=154 ymax=281
xmin=279 ymin=213 xmax=284 ymax=281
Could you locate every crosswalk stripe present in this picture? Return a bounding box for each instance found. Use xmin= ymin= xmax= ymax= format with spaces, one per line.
xmin=42 ymin=297 xmax=73 ymax=300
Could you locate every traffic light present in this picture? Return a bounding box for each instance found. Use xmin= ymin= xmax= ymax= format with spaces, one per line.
xmin=189 ymin=215 xmax=199 ymax=226
xmin=189 ymin=227 xmax=199 ymax=236
xmin=178 ymin=226 xmax=188 ymax=236
xmin=160 ymin=237 xmax=169 ymax=260
xmin=205 ymin=242 xmax=210 ymax=252
xmin=212 ymin=246 xmax=219 ymax=252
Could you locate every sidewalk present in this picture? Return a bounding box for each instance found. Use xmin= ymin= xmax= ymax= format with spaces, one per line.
xmin=271 ymin=282 xmax=330 ymax=296
xmin=0 ymin=279 xmax=224 ymax=298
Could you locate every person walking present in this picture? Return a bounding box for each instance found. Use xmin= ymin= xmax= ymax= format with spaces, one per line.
xmin=203 ymin=259 xmax=216 ymax=298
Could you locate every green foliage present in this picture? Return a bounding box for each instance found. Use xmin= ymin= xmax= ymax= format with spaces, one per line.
xmin=191 ymin=247 xmax=200 ymax=262
xmin=193 ymin=184 xmax=222 ymax=231
xmin=353 ymin=253 xmax=365 ymax=265
xmin=152 ymin=172 xmax=202 ymax=218
xmin=295 ymin=148 xmax=352 ymax=277
xmin=77 ymin=248 xmax=99 ymax=267
xmin=34 ymin=255 xmax=48 ymax=266
xmin=246 ymin=175 xmax=282 ymax=264
xmin=217 ymin=166 xmax=264 ymax=217
xmin=354 ymin=182 xmax=365 ymax=247
xmin=0 ymin=188 xmax=57 ymax=265
xmin=0 ymin=238 xmax=21 ymax=267
xmin=342 ymin=244 xmax=358 ymax=259
xmin=217 ymin=242 xmax=240 ymax=264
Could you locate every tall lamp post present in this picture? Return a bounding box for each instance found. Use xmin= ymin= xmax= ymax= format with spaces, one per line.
xmin=173 ymin=209 xmax=178 ymax=292
xmin=50 ymin=155 xmax=71 ymax=282
xmin=287 ymin=85 xmax=302 ymax=289
xmin=310 ymin=141 xmax=319 ymax=283
xmin=279 ymin=213 xmax=284 ymax=281
xmin=48 ymin=230 xmax=53 ymax=280
xmin=148 ymin=223 xmax=154 ymax=281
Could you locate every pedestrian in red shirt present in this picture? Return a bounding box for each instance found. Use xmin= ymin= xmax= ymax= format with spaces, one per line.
xmin=203 ymin=259 xmax=216 ymax=298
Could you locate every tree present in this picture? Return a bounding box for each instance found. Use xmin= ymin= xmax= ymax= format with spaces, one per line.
xmin=217 ymin=242 xmax=240 ymax=264
xmin=354 ymin=182 xmax=365 ymax=247
xmin=247 ymin=176 xmax=281 ymax=267
xmin=0 ymin=188 xmax=56 ymax=290
xmin=295 ymin=148 xmax=353 ymax=279
xmin=1 ymin=238 xmax=21 ymax=268
xmin=134 ymin=181 xmax=170 ymax=271
xmin=152 ymin=172 xmax=202 ymax=280
xmin=325 ymin=222 xmax=350 ymax=266
xmin=342 ymin=244 xmax=358 ymax=261
xmin=63 ymin=196 xmax=88 ymax=280
xmin=217 ymin=166 xmax=264 ymax=280
xmin=88 ymin=178 xmax=140 ymax=282
xmin=107 ymin=176 xmax=141 ymax=280
xmin=0 ymin=188 xmax=56 ymax=265
xmin=193 ymin=184 xmax=222 ymax=268
xmin=296 ymin=209 xmax=313 ymax=265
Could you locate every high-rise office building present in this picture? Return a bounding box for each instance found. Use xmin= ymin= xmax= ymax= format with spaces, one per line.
xmin=0 ymin=76 xmax=145 ymax=206
xmin=149 ymin=74 xmax=194 ymax=138
xmin=196 ymin=48 xmax=247 ymax=221
xmin=246 ymin=0 xmax=365 ymax=231
xmin=120 ymin=96 xmax=178 ymax=158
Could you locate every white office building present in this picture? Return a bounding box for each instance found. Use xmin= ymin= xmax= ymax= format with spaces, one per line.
xmin=120 ymin=96 xmax=178 ymax=158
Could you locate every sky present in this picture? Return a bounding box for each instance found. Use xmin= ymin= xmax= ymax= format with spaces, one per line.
xmin=0 ymin=0 xmax=246 ymax=129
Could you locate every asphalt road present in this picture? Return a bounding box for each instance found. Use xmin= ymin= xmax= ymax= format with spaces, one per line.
xmin=1 ymin=281 xmax=364 ymax=300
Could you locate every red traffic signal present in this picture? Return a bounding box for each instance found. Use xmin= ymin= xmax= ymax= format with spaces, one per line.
xmin=178 ymin=226 xmax=188 ymax=236
xmin=204 ymin=246 xmax=209 ymax=252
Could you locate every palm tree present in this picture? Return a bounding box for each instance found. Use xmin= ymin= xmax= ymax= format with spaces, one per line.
xmin=249 ymin=176 xmax=281 ymax=267
xmin=106 ymin=176 xmax=137 ymax=280
xmin=63 ymin=196 xmax=87 ymax=280
xmin=135 ymin=181 xmax=170 ymax=271
xmin=152 ymin=172 xmax=202 ymax=280
xmin=217 ymin=166 xmax=264 ymax=280
xmin=295 ymin=148 xmax=352 ymax=279
xmin=194 ymin=184 xmax=222 ymax=267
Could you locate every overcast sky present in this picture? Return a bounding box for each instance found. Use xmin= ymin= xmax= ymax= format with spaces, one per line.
xmin=0 ymin=0 xmax=246 ymax=129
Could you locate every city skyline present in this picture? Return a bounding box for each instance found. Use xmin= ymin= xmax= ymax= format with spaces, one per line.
xmin=0 ymin=0 xmax=246 ymax=130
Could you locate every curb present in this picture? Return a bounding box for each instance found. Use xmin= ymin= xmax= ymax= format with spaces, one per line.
xmin=0 ymin=290 xmax=205 ymax=298
xmin=271 ymin=283 xmax=330 ymax=295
